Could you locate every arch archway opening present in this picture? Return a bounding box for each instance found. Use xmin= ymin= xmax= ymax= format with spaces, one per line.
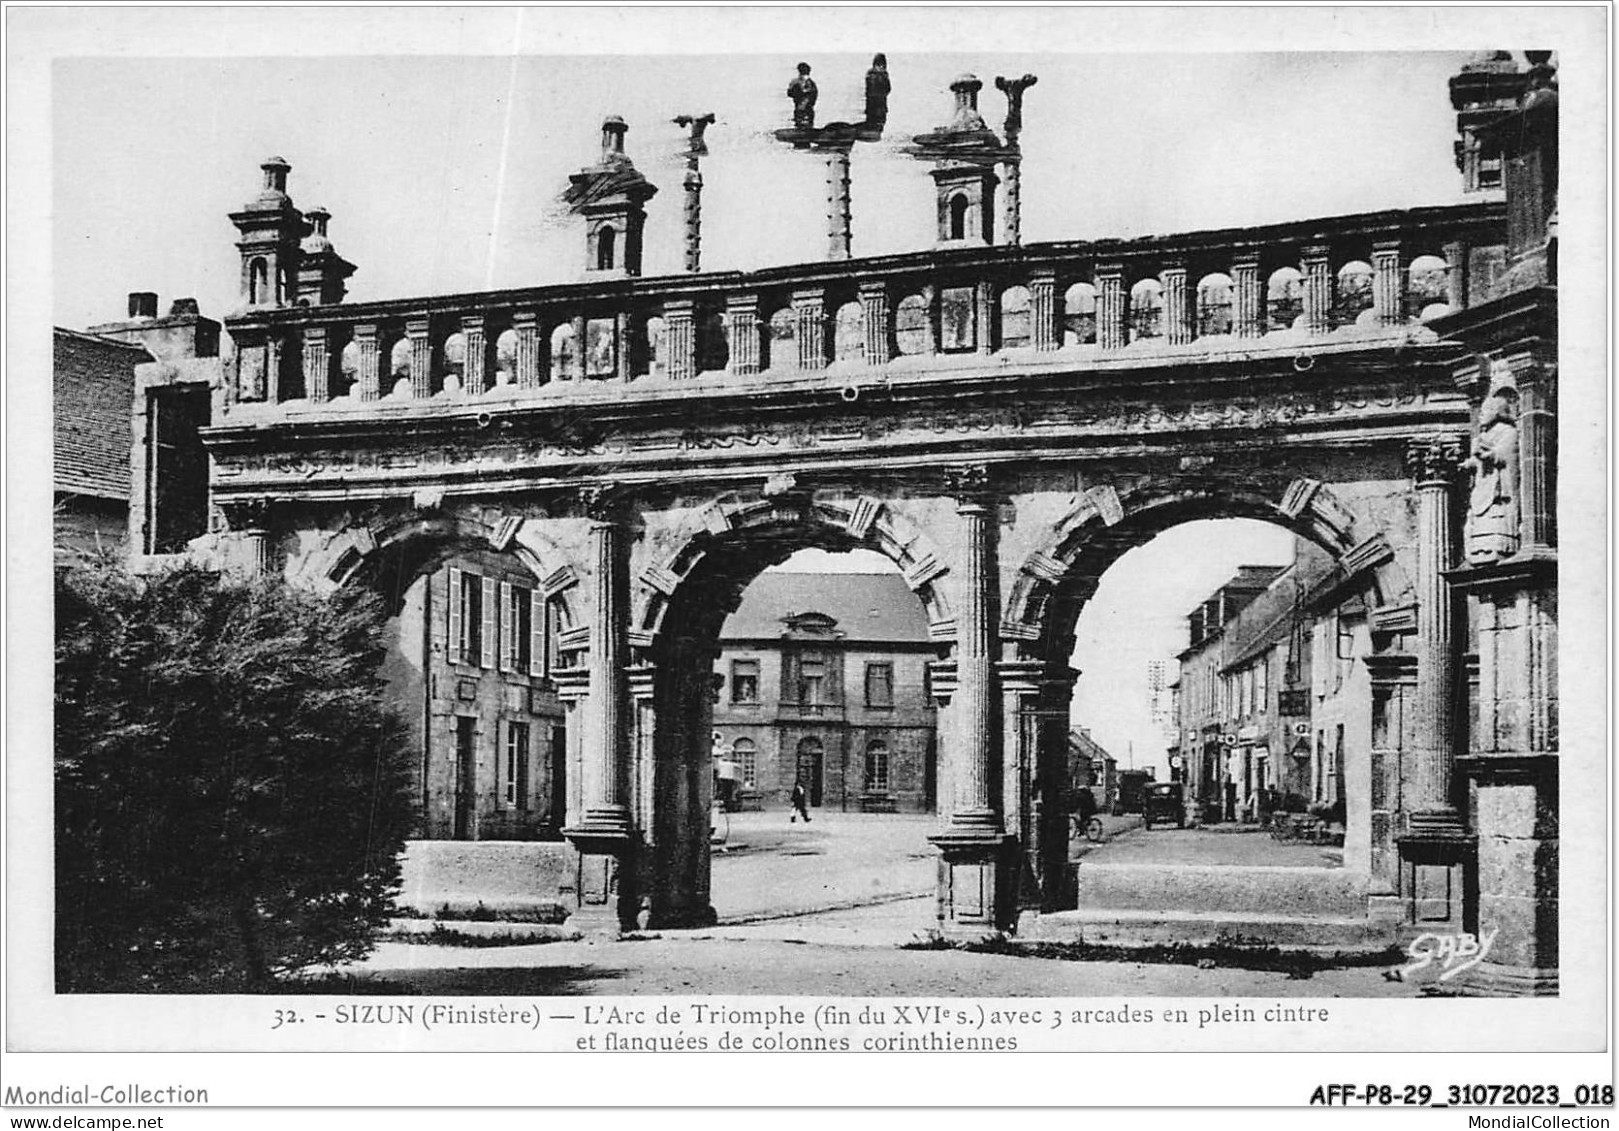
xmin=651 ymin=528 xmax=942 ymax=931
xmin=336 ymin=527 xmax=573 ymax=847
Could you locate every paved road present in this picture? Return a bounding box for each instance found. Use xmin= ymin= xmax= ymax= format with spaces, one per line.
xmin=344 ymin=812 xmax=1406 ymax=997
xmin=1084 ymin=824 xmax=1346 ymax=868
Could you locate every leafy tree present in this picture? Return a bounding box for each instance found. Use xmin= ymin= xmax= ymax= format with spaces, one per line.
xmin=55 ymin=561 xmax=414 ymax=992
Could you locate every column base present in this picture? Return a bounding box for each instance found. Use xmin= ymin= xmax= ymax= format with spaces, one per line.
xmin=562 ymin=826 xmax=637 ymax=936
xmin=1394 ymin=822 xmax=1476 ymax=935
xmin=645 ymin=901 xmax=718 ymax=930
xmin=930 ymin=828 xmax=1016 ymax=938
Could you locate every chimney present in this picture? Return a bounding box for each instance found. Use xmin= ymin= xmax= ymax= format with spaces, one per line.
xmin=169 ymin=297 xmax=201 ymax=316
xmin=128 ymin=292 xmax=158 ymax=319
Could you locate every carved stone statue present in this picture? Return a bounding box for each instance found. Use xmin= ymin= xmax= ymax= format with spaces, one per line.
xmin=788 ymin=62 xmax=818 ymax=129
xmin=1464 ymin=389 xmax=1521 ymax=563
xmin=864 ymin=54 xmax=890 ymax=127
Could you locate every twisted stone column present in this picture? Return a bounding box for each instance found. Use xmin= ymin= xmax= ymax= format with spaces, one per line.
xmin=1162 ymin=261 xmax=1192 ymax=345
xmin=1302 ymin=245 xmax=1333 ymax=336
xmin=406 ymin=317 xmax=433 ymax=400
xmin=683 ymin=168 xmax=704 ymax=273
xmin=824 ymin=147 xmax=852 ymax=261
xmin=353 ymin=324 xmax=381 ymax=402
xmin=1002 ymin=158 xmax=1022 ymax=246
xmin=302 ymin=327 xmax=330 ymax=403
xmin=1233 ymin=253 xmax=1263 ymax=338
xmin=1096 ymin=263 xmax=1126 ymax=351
xmin=1405 ymin=434 xmax=1466 ymax=826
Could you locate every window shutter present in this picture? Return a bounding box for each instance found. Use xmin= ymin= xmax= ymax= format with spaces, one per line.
xmin=517 ymin=725 xmax=531 ymax=811
xmin=530 ymin=591 xmax=547 ymax=677
xmin=481 ymin=576 xmax=497 ymax=668
xmin=499 ymin=581 xmax=514 ymax=672
xmin=447 ymin=567 xmax=463 ymax=665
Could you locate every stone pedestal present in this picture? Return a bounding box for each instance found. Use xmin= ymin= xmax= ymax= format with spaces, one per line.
xmin=931 ymin=829 xmax=1016 ymax=940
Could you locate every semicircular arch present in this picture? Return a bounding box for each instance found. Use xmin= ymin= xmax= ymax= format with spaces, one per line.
xmin=1002 ymin=476 xmax=1413 ymax=661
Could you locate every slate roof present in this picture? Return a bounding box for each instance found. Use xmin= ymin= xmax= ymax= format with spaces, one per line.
xmin=720 ymin=571 xmax=931 ymax=644
xmin=55 ymin=328 xmax=145 ymax=500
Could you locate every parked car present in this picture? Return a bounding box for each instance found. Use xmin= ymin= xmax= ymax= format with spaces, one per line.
xmin=1114 ymin=769 xmax=1154 ymax=815
xmin=1142 ymin=781 xmax=1186 ymax=829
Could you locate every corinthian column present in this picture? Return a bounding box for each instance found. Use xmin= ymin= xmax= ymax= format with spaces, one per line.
xmin=1162 ymin=260 xmax=1192 ymax=345
xmin=1096 ymin=263 xmax=1126 ymax=351
xmin=930 ymin=466 xmax=1014 ymax=936
xmin=564 ymin=488 xmax=636 ymax=932
xmin=1405 ymin=434 xmax=1466 ymax=827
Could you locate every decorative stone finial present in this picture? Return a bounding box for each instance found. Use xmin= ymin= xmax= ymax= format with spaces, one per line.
xmin=788 ymin=63 xmax=818 ymax=130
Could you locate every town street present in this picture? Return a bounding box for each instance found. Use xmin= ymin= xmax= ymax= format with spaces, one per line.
xmin=346 ymin=813 xmax=1406 ymax=997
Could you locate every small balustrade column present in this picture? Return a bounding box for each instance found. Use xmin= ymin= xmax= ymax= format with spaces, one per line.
xmin=975 ymin=280 xmax=996 ymax=355
xmin=302 ymin=327 xmax=331 ymax=403
xmin=859 ymin=282 xmax=891 ymax=365
xmin=1404 ymin=434 xmax=1466 ymax=828
xmin=1095 ymin=263 xmax=1126 ymax=351
xmin=664 ymin=300 xmax=697 ymax=380
xmin=1373 ymin=240 xmax=1405 ymax=327
xmin=726 ymin=294 xmax=761 ymax=376
xmin=512 ymin=312 xmax=543 ymax=389
xmin=1030 ymin=270 xmax=1059 ymax=351
xmin=1232 ymin=253 xmax=1263 ymax=338
xmin=1302 ymin=245 xmax=1333 ymax=336
xmin=793 ymin=288 xmax=827 ymax=370
xmin=1443 ymin=239 xmax=1470 ymax=313
xmin=406 ymin=317 xmax=433 ymax=399
xmin=461 ymin=315 xmax=491 ymax=394
xmin=354 ymin=324 xmax=381 ymax=402
xmin=264 ymin=335 xmax=284 ymax=404
xmin=1161 ymin=260 xmax=1192 ymax=345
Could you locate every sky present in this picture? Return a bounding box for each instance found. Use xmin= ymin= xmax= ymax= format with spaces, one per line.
xmin=41 ymin=16 xmax=1486 ymax=773
xmin=51 ymin=42 xmax=1479 ymax=330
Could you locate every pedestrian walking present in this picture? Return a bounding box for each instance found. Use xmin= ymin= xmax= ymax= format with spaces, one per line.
xmin=790 ymin=780 xmax=812 ymax=823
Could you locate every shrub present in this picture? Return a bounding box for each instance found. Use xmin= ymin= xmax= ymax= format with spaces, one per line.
xmin=55 ymin=562 xmax=415 ymax=992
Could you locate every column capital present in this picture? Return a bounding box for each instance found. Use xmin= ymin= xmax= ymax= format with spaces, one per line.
xmin=1231 ymin=250 xmax=1262 ymax=270
xmin=510 ymin=309 xmax=539 ymax=331
xmin=1405 ymin=434 xmax=1467 ymax=487
xmin=1094 ymin=260 xmax=1125 ymax=280
xmin=858 ymin=279 xmax=888 ymax=299
xmin=578 ymin=484 xmax=634 ymax=524
xmin=947 ymin=464 xmax=998 ymax=506
xmin=1372 ymin=238 xmax=1402 ymax=257
xmin=724 ymin=291 xmax=759 ymax=313
xmin=1159 ymin=257 xmax=1188 ymax=277
xmin=791 ymin=286 xmax=827 ymax=308
xmin=352 ymin=321 xmax=379 ymax=343
xmin=460 ymin=312 xmax=486 ymax=333
xmin=302 ymin=324 xmax=328 ymax=343
xmin=218 ymin=497 xmax=273 ymax=532
xmin=405 ymin=315 xmax=431 ymax=338
xmin=1302 ymin=243 xmax=1332 ymax=265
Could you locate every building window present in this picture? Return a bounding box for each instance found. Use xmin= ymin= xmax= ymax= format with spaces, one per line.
xmin=864 ymin=662 xmax=894 ymax=708
xmin=731 ymin=658 xmax=760 ymax=704
xmin=504 ymin=721 xmax=530 ymax=810
xmin=864 ymin=741 xmax=890 ymax=792
xmin=1255 ymin=659 xmax=1268 ymax=713
xmin=596 ymin=225 xmax=616 ymax=271
xmin=448 ymin=567 xmax=484 ymax=666
xmin=949 ymin=194 xmax=969 ymax=240
xmin=732 ymin=737 xmax=757 ymax=789
xmin=504 ymin=583 xmax=533 ymax=674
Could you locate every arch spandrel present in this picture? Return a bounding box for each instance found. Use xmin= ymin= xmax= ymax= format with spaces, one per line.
xmin=1001 ymin=474 xmax=1416 ymax=661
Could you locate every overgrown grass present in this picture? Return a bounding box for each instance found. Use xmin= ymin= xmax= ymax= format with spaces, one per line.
xmin=387 ymin=924 xmax=574 ymax=948
xmin=902 ymin=934 xmax=1405 ymax=977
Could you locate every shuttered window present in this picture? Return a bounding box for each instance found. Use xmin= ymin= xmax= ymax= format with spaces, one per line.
xmin=480 ymin=577 xmax=496 ymax=668
xmin=447 ymin=566 xmax=464 ymax=664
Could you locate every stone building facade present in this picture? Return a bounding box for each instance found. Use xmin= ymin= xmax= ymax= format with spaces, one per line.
xmin=712 ymin=572 xmax=936 ymax=813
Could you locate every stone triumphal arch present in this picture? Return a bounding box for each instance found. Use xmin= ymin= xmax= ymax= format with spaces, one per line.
xmin=127 ymin=55 xmax=1561 ymax=994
